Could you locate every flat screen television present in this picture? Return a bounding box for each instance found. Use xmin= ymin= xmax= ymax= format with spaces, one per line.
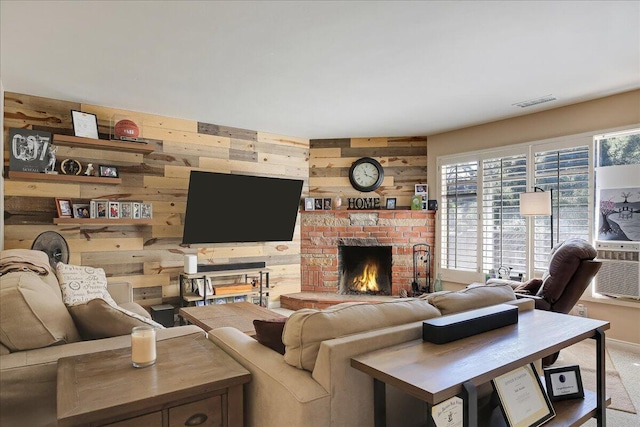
xmin=182 ymin=171 xmax=303 ymax=244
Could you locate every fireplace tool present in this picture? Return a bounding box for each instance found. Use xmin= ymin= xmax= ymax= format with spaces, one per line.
xmin=411 ymin=243 xmax=431 ymax=296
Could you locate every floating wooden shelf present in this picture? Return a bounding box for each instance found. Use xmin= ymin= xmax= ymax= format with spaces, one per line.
xmin=53 ymin=218 xmax=153 ymax=225
xmin=53 ymin=134 xmax=154 ymax=154
xmin=8 ymin=171 xmax=122 ymax=185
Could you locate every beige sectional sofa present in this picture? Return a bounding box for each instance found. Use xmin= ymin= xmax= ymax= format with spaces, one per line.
xmin=0 ymin=250 xmax=203 ymax=427
xmin=210 ymin=284 xmax=535 ymax=427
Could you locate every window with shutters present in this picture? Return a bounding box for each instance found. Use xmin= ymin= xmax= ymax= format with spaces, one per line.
xmin=439 ymin=136 xmax=593 ymax=281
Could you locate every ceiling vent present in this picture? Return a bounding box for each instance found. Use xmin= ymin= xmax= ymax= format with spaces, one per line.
xmin=512 ymin=95 xmax=558 ymax=108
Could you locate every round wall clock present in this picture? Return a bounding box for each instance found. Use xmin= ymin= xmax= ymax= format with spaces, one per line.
xmin=348 ymin=157 xmax=384 ymax=192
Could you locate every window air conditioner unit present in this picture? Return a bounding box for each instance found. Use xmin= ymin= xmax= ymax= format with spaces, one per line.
xmin=594 ymin=241 xmax=640 ymax=299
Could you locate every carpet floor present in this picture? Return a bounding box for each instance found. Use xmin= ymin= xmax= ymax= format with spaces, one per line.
xmin=556 ymin=339 xmax=636 ymax=414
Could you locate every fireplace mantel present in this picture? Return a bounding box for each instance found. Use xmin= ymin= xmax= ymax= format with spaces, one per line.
xmin=301 ymin=210 xmax=435 ymax=296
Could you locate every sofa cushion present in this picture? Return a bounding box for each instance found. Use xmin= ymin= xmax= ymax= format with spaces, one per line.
xmin=424 ymin=284 xmax=516 ymax=315
xmin=282 ymin=299 xmax=440 ymax=371
xmin=253 ymin=318 xmax=287 ymax=354
xmin=0 ymin=272 xmax=81 ymax=352
xmin=0 ymin=249 xmax=62 ymax=299
xmin=68 ymin=299 xmax=161 ymax=340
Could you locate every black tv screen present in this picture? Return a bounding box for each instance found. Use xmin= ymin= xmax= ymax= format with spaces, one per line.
xmin=182 ymin=171 xmax=303 ymax=244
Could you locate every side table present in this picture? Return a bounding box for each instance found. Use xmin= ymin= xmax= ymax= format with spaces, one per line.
xmin=57 ymin=333 xmax=250 ymax=427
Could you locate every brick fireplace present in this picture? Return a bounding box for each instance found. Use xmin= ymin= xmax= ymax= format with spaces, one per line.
xmin=300 ymin=210 xmax=435 ymax=297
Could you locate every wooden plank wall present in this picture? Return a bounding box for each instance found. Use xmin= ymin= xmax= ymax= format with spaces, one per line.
xmin=309 ymin=137 xmax=428 ymax=207
xmin=2 ymin=92 xmax=309 ymax=307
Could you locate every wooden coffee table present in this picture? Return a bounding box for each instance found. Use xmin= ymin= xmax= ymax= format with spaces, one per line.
xmin=57 ymin=333 xmax=250 ymax=427
xmin=179 ymin=302 xmax=286 ymax=336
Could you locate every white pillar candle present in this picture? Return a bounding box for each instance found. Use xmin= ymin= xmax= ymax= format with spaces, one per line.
xmin=131 ymin=326 xmax=156 ymax=368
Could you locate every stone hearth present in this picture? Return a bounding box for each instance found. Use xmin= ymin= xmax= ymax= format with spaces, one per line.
xmin=300 ymin=210 xmax=435 ymax=299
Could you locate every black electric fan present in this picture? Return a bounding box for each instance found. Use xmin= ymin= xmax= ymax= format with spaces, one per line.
xmin=31 ymin=231 xmax=70 ymax=269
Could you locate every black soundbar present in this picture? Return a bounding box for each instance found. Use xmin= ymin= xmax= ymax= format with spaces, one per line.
xmin=197 ymin=262 xmax=266 ymax=272
xmin=422 ymin=304 xmax=518 ymax=344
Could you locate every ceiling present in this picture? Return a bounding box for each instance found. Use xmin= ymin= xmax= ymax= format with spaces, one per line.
xmin=1 ymin=1 xmax=639 ymax=139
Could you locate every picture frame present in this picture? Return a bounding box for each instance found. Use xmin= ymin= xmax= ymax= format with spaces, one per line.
xmin=323 ymin=198 xmax=332 ymax=210
xmin=140 ymin=203 xmax=153 ymax=219
xmin=98 ymin=165 xmax=119 ymax=178
xmin=386 ymin=198 xmax=397 ymax=210
xmin=304 ymin=198 xmax=315 ymax=211
xmin=120 ymin=201 xmax=133 ymax=219
xmin=314 ymin=198 xmax=323 ymax=210
xmin=492 ymin=363 xmax=555 ymax=427
xmin=132 ymin=202 xmax=141 ymax=219
xmin=108 ymin=201 xmax=120 ymax=219
xmin=71 ymin=110 xmax=99 ymax=139
xmin=415 ymin=184 xmax=428 ymax=196
xmin=55 ymin=198 xmax=73 ymax=218
xmin=428 ymin=199 xmax=438 ymax=211
xmin=8 ymin=128 xmax=53 ymax=173
xmin=73 ymin=203 xmax=90 ymax=219
xmin=543 ymin=365 xmax=584 ymax=401
xmin=95 ymin=201 xmax=108 ymax=218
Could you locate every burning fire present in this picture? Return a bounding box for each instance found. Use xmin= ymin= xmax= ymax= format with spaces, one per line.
xmin=352 ymin=259 xmax=380 ymax=292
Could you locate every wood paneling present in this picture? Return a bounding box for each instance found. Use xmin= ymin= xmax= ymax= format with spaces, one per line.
xmin=3 ymin=92 xmax=309 ymax=307
xmin=309 ymin=136 xmax=428 ymax=206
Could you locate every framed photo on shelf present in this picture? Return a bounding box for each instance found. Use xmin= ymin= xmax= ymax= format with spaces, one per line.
xmin=73 ymin=203 xmax=90 ymax=219
xmin=304 ymin=198 xmax=315 ymax=211
xmin=543 ymin=365 xmax=584 ymax=401
xmin=492 ymin=363 xmax=555 ymax=427
xmin=55 ymin=198 xmax=73 ymax=218
xmin=132 ymin=202 xmax=141 ymax=219
xmin=415 ymin=184 xmax=428 ymax=196
xmin=120 ymin=201 xmax=133 ymax=219
xmin=108 ymin=201 xmax=120 ymax=219
xmin=71 ymin=110 xmax=99 ymax=139
xmin=98 ymin=165 xmax=119 ymax=178
xmin=140 ymin=203 xmax=153 ymax=219
xmin=323 ymin=198 xmax=332 ymax=210
xmin=386 ymin=198 xmax=397 ymax=210
xmin=96 ymin=201 xmax=108 ymax=218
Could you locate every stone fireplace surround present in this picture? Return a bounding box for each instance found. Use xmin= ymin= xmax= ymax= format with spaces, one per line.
xmin=298 ymin=210 xmax=435 ymax=299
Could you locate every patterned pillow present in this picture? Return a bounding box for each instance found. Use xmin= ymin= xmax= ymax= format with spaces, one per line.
xmin=56 ymin=263 xmax=163 ymax=330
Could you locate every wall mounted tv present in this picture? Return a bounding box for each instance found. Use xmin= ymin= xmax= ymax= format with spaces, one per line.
xmin=182 ymin=171 xmax=304 ymax=245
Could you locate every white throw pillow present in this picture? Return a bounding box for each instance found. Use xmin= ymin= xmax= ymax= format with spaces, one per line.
xmin=56 ymin=263 xmax=162 ymax=328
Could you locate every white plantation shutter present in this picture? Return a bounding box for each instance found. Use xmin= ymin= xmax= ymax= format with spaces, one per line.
xmin=440 ymin=161 xmax=478 ymax=271
xmin=533 ymin=146 xmax=591 ymax=270
xmin=482 ymin=155 xmax=527 ymax=276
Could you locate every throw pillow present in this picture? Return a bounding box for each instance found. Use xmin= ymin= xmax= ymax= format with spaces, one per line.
xmin=514 ymin=278 xmax=543 ymax=294
xmin=253 ymin=318 xmax=287 ymax=354
xmin=0 ymin=272 xmax=81 ymax=352
xmin=68 ymin=299 xmax=162 ymax=340
xmin=56 ymin=263 xmax=118 ymax=306
xmin=56 ymin=263 xmax=163 ymax=336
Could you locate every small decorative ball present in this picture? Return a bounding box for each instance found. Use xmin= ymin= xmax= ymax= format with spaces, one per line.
xmin=114 ymin=119 xmax=140 ymax=138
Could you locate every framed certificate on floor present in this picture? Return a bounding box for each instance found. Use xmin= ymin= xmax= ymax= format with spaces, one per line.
xmin=492 ymin=363 xmax=555 ymax=427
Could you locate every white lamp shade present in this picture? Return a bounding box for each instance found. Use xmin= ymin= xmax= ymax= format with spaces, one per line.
xmin=519 ymin=191 xmax=551 ymax=216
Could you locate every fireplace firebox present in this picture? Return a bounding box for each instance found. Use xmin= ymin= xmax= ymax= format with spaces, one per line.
xmin=338 ymin=246 xmax=392 ymax=295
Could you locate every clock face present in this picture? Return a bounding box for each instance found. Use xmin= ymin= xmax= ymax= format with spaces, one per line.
xmin=349 ymin=157 xmax=384 ymax=192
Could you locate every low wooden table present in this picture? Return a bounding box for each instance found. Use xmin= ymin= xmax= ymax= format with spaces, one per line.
xmin=57 ymin=333 xmax=250 ymax=427
xmin=179 ymin=301 xmax=286 ymax=336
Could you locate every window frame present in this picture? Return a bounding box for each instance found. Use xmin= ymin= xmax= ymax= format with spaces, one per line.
xmin=437 ymin=133 xmax=595 ymax=284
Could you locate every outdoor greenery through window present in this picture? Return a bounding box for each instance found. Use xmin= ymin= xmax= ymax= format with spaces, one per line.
xmin=440 ymin=140 xmax=592 ymax=280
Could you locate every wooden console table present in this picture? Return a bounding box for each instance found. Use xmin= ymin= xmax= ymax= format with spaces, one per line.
xmin=57 ymin=333 xmax=250 ymax=427
xmin=351 ymin=309 xmax=609 ymax=427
